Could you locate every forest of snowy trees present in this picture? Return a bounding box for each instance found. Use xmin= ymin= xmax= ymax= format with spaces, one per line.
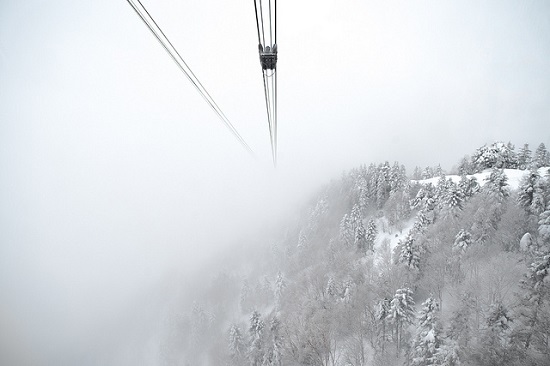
xmin=159 ymin=142 xmax=550 ymax=366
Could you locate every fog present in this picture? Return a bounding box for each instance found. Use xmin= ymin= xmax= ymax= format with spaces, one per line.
xmin=1 ymin=0 xmax=549 ymax=364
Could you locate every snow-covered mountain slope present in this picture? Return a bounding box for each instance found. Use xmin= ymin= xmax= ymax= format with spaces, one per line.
xmin=414 ymin=167 xmax=549 ymax=190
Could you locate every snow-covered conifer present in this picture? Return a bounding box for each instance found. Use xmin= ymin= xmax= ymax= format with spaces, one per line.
xmin=434 ymin=164 xmax=444 ymax=178
xmin=389 ymin=288 xmax=416 ymax=324
xmin=339 ymin=214 xmax=354 ymax=247
xmin=377 ymin=298 xmax=391 ymax=350
xmin=351 ymin=204 xmax=362 ymax=229
xmin=229 ymin=324 xmax=246 ymax=361
xmin=487 ymin=303 xmax=511 ymax=331
xmin=531 ymin=178 xmax=547 ymax=217
xmin=390 ymin=162 xmax=407 ymax=192
xmin=453 ymin=230 xmax=472 ymax=255
xmin=422 ymin=166 xmax=434 ymax=180
xmin=398 ymin=235 xmax=422 ymax=270
xmin=518 ymin=143 xmax=532 ymax=170
xmin=411 ymin=297 xmax=441 ymax=366
xmin=326 ymin=276 xmax=338 ymax=298
xmin=534 ymin=143 xmax=550 ymax=168
xmin=435 ymin=175 xmax=449 ymax=203
xmin=342 ymin=277 xmax=354 ymax=302
xmin=365 ymin=218 xmax=378 ymax=252
xmin=412 ymin=184 xmax=437 ymax=211
xmin=517 ymin=169 xmax=545 ymax=216
xmin=514 ymin=248 xmax=550 ymax=352
xmin=539 ymin=204 xmax=550 ymax=246
xmin=477 ymin=303 xmax=514 ymax=364
xmin=442 ymin=182 xmax=465 ymax=218
xmin=433 ymin=341 xmax=461 ymax=366
xmin=354 ymin=218 xmax=368 ymax=254
xmin=274 ymin=271 xmax=286 ymax=309
xmin=472 ymin=142 xmax=517 ymax=171
xmin=240 ymin=280 xmax=251 ymax=314
xmin=249 ymin=311 xmax=265 ymax=366
xmin=388 ymin=288 xmax=416 ymax=355
xmin=297 ymin=228 xmax=308 ymax=250
xmin=269 ymin=317 xmax=283 ymax=366
xmin=358 ymin=177 xmax=369 ymax=214
xmin=377 ymin=162 xmax=392 ymax=208
xmin=483 ymin=168 xmax=509 ymax=202
xmin=413 ymin=166 xmax=423 ymax=180
xmin=457 ymin=156 xmax=473 ymax=175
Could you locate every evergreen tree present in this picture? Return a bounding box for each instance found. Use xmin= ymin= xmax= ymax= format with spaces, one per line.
xmin=350 ymin=204 xmax=362 ymax=231
xmin=518 ymin=143 xmax=532 ymax=170
xmin=342 ymin=277 xmax=354 ymax=303
xmin=411 ymin=297 xmax=441 ymax=366
xmin=357 ymin=177 xmax=369 ymax=215
xmin=486 ymin=303 xmax=512 ymax=332
xmin=452 ymin=230 xmax=472 ymax=255
xmin=534 ymin=143 xmax=550 ymax=168
xmin=274 ymin=271 xmax=286 ymax=310
xmin=269 ymin=317 xmax=283 ymax=366
xmin=539 ymin=204 xmax=550 ymax=246
xmin=448 ymin=294 xmax=475 ymax=350
xmin=413 ymin=209 xmax=433 ymax=233
xmin=518 ymin=169 xmax=541 ymax=214
xmin=297 ymin=228 xmax=308 ymax=250
xmin=435 ymin=175 xmax=449 ymax=203
xmin=476 ymin=303 xmax=515 ymax=365
xmin=413 ymin=166 xmax=423 ymax=180
xmin=532 ymin=179 xmax=547 ymax=217
xmin=433 ymin=341 xmax=461 ymax=366
xmin=339 ymin=214 xmax=353 ymax=247
xmin=240 ymin=280 xmax=251 ymax=314
xmin=422 ymin=166 xmax=434 ymax=180
xmin=412 ymin=184 xmax=437 ymax=211
xmin=261 ymin=316 xmax=283 ymax=366
xmin=377 ymin=298 xmax=391 ymax=352
xmin=249 ymin=311 xmax=265 ymax=366
xmin=505 ymin=141 xmax=518 ymax=169
xmin=457 ymin=175 xmax=470 ymax=199
xmin=472 ymin=142 xmax=518 ymax=171
xmin=458 ymin=175 xmax=479 ymax=199
xmin=354 ymin=218 xmax=368 ymax=254
xmin=514 ymin=247 xmax=550 ymax=357
xmin=457 ymin=156 xmax=473 ymax=175
xmin=483 ymin=168 xmax=510 ymax=202
xmin=398 ymin=235 xmax=422 ymax=270
xmin=326 ymin=276 xmax=338 ymax=298
xmin=434 ymin=164 xmax=444 ymax=178
xmin=365 ymin=218 xmax=378 ymax=252
xmin=388 ymin=288 xmax=416 ymax=356
xmin=377 ymin=162 xmax=392 ymax=208
xmin=442 ymin=181 xmax=465 ymax=219
xmin=390 ymin=162 xmax=407 ymax=192
xmin=229 ymin=324 xmax=246 ymax=363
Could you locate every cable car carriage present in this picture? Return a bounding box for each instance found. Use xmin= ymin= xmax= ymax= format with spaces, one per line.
xmin=259 ymin=44 xmax=277 ymax=70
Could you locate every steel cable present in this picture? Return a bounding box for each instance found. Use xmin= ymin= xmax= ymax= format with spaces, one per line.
xmin=125 ymin=0 xmax=254 ymax=155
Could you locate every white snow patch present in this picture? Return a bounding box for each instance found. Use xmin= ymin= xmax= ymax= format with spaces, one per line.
xmin=412 ymin=167 xmax=549 ymax=191
xmin=372 ymin=217 xmax=416 ymax=266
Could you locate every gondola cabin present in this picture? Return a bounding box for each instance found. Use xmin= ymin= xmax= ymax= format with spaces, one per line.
xmin=259 ymin=44 xmax=277 ymax=70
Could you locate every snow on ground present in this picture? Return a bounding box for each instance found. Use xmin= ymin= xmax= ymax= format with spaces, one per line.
xmin=372 ymin=217 xmax=416 ymax=266
xmin=370 ymin=167 xmax=549 ymax=267
xmin=413 ymin=167 xmax=549 ymax=191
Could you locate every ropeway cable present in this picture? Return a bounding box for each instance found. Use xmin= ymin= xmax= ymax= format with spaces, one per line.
xmin=254 ymin=0 xmax=278 ymax=166
xmin=125 ymin=0 xmax=254 ymax=156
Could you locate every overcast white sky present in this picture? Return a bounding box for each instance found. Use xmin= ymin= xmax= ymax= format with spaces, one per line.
xmin=1 ymin=0 xmax=550 ymax=364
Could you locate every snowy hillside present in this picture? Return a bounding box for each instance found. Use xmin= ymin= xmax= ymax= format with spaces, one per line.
xmin=414 ymin=167 xmax=550 ymax=191
xmin=158 ymin=142 xmax=550 ymax=366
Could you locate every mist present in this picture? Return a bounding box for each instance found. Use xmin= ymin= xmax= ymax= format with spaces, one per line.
xmin=1 ymin=0 xmax=550 ymax=364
